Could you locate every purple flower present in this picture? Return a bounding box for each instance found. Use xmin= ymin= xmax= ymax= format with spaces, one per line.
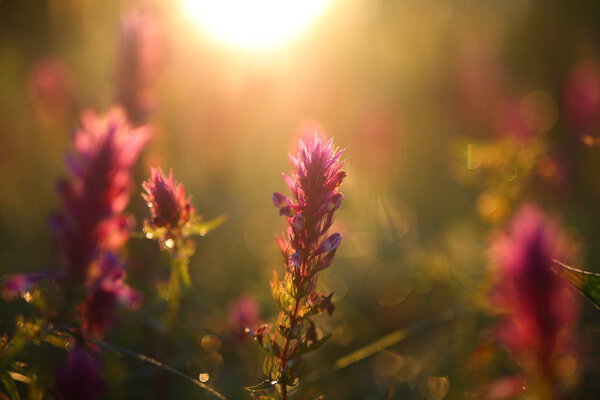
xmin=52 ymin=109 xmax=148 ymax=284
xmin=54 ymin=343 xmax=105 ymax=400
xmin=142 ymin=167 xmax=194 ymax=230
xmin=275 ymin=134 xmax=346 ymax=281
xmin=1 ymin=272 xmax=49 ymax=300
xmin=492 ymin=205 xmax=579 ymax=391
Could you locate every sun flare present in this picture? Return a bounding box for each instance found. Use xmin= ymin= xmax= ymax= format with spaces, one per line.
xmin=182 ymin=0 xmax=332 ymax=51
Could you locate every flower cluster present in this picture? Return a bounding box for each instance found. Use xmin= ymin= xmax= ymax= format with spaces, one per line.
xmin=141 ymin=167 xmax=222 ymax=324
xmin=492 ymin=205 xmax=580 ymax=397
xmin=247 ymin=134 xmax=346 ymax=398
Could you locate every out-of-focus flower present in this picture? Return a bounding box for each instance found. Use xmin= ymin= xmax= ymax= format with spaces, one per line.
xmin=116 ymin=5 xmax=163 ymax=124
xmin=564 ymin=59 xmax=600 ymax=141
xmin=228 ymin=295 xmax=260 ymax=336
xmin=494 ymin=98 xmax=535 ymax=139
xmin=52 ymin=108 xmax=149 ymax=284
xmin=1 ymin=272 xmax=49 ymax=300
xmin=492 ymin=205 xmax=579 ymax=396
xmin=54 ymin=343 xmax=105 ymax=400
xmin=142 ymin=167 xmax=194 ymax=230
xmin=28 ymin=57 xmax=77 ymax=126
xmin=80 ymin=253 xmax=142 ymax=337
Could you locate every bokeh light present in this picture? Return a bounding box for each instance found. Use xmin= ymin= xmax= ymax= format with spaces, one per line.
xmin=181 ymin=0 xmax=332 ymax=51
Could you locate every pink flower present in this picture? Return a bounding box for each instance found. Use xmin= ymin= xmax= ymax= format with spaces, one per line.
xmin=229 ymin=295 xmax=260 ymax=336
xmin=274 ymin=134 xmax=346 ymax=283
xmin=52 ymin=109 xmax=148 ymax=284
xmin=80 ymin=253 xmax=142 ymax=337
xmin=564 ymin=59 xmax=600 ymax=138
xmin=116 ymin=5 xmax=163 ymax=124
xmin=1 ymin=272 xmax=49 ymax=300
xmin=142 ymin=167 xmax=194 ymax=229
xmin=492 ymin=205 xmax=579 ymax=390
xmin=28 ymin=57 xmax=77 ymax=125
xmin=54 ymin=343 xmax=105 ymax=400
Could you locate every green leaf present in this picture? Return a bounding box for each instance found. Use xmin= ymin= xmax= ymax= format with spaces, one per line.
xmin=1 ymin=371 xmax=21 ymax=400
xmin=186 ymin=215 xmax=227 ymax=237
xmin=299 ymin=334 xmax=331 ymax=355
xmin=554 ymin=260 xmax=600 ymax=308
xmin=244 ymin=380 xmax=277 ymax=392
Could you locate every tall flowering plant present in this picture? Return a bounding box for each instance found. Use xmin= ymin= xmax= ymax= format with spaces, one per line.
xmin=492 ymin=205 xmax=580 ymax=399
xmin=246 ymin=135 xmax=346 ymax=399
xmin=1 ymin=109 xmax=147 ymax=397
xmin=142 ymin=167 xmax=224 ymax=320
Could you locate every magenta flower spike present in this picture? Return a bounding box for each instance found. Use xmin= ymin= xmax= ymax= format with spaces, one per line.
xmin=142 ymin=167 xmax=194 ymax=230
xmin=248 ymin=134 xmax=346 ymax=398
xmin=52 ymin=108 xmax=149 ymax=285
xmin=492 ymin=205 xmax=580 ymax=397
xmin=274 ymin=135 xmax=346 ymax=285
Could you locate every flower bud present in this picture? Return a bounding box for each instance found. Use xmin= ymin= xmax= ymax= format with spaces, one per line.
xmin=327 ymin=193 xmax=343 ymax=211
xmin=272 ymin=192 xmax=287 ymax=208
xmin=289 ymin=252 xmax=302 ymax=269
xmin=292 ymin=214 xmax=305 ymax=230
xmin=279 ymin=206 xmax=295 ymax=217
xmin=318 ymin=233 xmax=342 ymax=254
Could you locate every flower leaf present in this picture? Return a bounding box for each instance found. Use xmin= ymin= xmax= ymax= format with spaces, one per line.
xmin=186 ymin=215 xmax=227 ymax=237
xmin=554 ymin=259 xmax=600 ymax=309
xmin=244 ymin=380 xmax=277 ymax=392
xmin=0 ymin=370 xmax=21 ymax=400
xmin=299 ymin=334 xmax=331 ymax=355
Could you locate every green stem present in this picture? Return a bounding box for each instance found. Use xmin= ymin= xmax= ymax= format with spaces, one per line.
xmin=279 ymin=296 xmax=302 ymax=400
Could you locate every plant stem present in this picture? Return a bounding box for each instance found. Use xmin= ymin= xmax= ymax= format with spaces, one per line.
xmin=279 ymin=296 xmax=302 ymax=400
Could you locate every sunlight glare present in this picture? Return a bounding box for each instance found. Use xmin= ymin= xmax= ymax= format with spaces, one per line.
xmin=182 ymin=0 xmax=332 ymax=51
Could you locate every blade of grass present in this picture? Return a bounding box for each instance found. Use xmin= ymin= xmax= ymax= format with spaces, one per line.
xmin=62 ymin=329 xmax=227 ymax=400
xmin=333 ymin=311 xmax=455 ymax=371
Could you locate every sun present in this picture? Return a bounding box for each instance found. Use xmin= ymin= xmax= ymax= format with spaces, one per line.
xmin=182 ymin=0 xmax=332 ymax=52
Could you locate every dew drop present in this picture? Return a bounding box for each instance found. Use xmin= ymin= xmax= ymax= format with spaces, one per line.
xmin=147 ymin=202 xmax=153 ymax=208
xmin=199 ymin=373 xmax=210 ymax=383
xmin=22 ymin=292 xmax=33 ymax=303
xmin=145 ymin=232 xmax=154 ymax=239
xmin=164 ymin=238 xmax=175 ymax=249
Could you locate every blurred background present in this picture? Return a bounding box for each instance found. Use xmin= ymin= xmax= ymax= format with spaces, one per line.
xmin=1 ymin=0 xmax=599 ymax=398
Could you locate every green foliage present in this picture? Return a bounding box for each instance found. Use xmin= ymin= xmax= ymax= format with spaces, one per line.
xmin=0 ymin=370 xmax=20 ymax=400
xmin=554 ymin=260 xmax=600 ymax=308
xmin=244 ymin=379 xmax=277 ymax=392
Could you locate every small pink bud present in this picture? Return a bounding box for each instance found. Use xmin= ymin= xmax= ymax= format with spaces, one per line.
xmin=328 ymin=193 xmax=343 ymax=211
xmin=319 ymin=233 xmax=342 ymax=253
xmin=292 ymin=214 xmax=305 ymax=230
xmin=333 ymin=170 xmax=347 ymax=187
xmin=272 ymin=192 xmax=287 ymax=208
xmin=289 ymin=252 xmax=302 ymax=269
